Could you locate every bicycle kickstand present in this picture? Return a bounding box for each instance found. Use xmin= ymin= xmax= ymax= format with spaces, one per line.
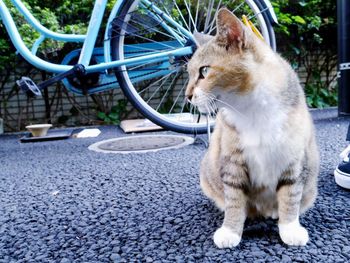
xmin=192 ymin=114 xmax=211 ymax=148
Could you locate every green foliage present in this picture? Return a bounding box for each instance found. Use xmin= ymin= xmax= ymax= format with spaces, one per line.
xmin=0 ymin=0 xmax=118 ymax=70
xmin=97 ymin=99 xmax=127 ymax=125
xmin=273 ymin=0 xmax=337 ymax=108
xmin=0 ymin=0 xmax=66 ymax=68
xmin=272 ymin=0 xmax=332 ymax=46
xmin=305 ymin=72 xmax=338 ymax=108
xmin=306 ymin=84 xmax=338 ymax=109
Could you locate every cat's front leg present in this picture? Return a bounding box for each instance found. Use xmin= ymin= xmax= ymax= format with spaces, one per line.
xmin=277 ymin=167 xmax=309 ymax=246
xmin=214 ymin=160 xmax=249 ymax=248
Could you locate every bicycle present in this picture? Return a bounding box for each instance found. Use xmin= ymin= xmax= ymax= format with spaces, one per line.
xmin=0 ymin=0 xmax=278 ymax=134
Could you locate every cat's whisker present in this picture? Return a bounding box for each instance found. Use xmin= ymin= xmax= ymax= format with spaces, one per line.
xmin=206 ymin=94 xmax=218 ymax=107
xmin=207 ymin=98 xmax=216 ymax=115
xmin=205 ymin=104 xmax=212 ymax=116
xmin=187 ymin=91 xmax=220 ymax=117
xmin=209 ymin=99 xmax=219 ymax=116
xmin=213 ymin=98 xmax=246 ymax=118
xmin=189 ymin=102 xmax=194 ymax=116
xmin=201 ymin=93 xmax=218 ymax=116
xmin=207 ymin=93 xmax=217 ymax=100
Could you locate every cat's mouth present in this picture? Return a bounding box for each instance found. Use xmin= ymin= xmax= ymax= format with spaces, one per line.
xmin=189 ymin=98 xmax=209 ymax=113
xmin=189 ymin=91 xmax=245 ymax=119
xmin=189 ymin=91 xmax=219 ymax=114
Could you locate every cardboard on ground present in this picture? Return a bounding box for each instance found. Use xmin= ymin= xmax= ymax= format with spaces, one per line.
xmin=120 ymin=113 xmax=209 ymax=133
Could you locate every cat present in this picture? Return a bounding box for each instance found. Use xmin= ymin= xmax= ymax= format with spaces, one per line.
xmin=185 ymin=8 xmax=319 ymax=248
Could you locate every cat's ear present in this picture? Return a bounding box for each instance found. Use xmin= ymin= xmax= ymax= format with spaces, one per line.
xmin=193 ymin=32 xmax=214 ymax=47
xmin=216 ymin=8 xmax=245 ymax=50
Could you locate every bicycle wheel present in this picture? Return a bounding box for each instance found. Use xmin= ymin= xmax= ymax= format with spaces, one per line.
xmin=110 ymin=0 xmax=276 ymax=134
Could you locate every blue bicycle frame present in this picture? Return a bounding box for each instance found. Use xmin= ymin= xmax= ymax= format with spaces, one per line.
xmin=0 ymin=0 xmax=194 ymax=74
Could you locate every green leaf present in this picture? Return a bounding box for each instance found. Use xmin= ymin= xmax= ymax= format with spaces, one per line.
xmin=320 ymin=88 xmax=329 ymax=97
xmin=104 ymin=117 xmax=112 ymax=124
xmin=118 ymin=99 xmax=127 ymax=108
xmin=111 ymin=105 xmax=121 ymax=113
xmin=111 ymin=119 xmax=121 ymax=125
xmin=97 ymin=111 xmax=107 ymax=120
xmin=306 ymin=97 xmax=313 ymax=107
xmin=293 ymin=16 xmax=306 ymax=25
xmin=108 ymin=112 xmax=119 ymax=121
xmin=298 ymin=1 xmax=308 ymax=7
xmin=313 ymin=33 xmax=323 ymax=44
xmin=292 ymin=47 xmax=301 ymax=55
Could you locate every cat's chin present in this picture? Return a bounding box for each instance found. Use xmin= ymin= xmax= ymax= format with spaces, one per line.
xmin=193 ymin=104 xmax=211 ymax=114
xmin=198 ymin=108 xmax=210 ymax=114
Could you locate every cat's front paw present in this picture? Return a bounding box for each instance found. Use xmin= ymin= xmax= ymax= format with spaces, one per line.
xmin=213 ymin=226 xmax=241 ymax=248
xmin=278 ymin=219 xmax=309 ymax=246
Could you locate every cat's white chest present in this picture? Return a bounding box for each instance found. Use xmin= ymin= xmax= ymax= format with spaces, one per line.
xmin=222 ymin=106 xmax=289 ymax=189
xmin=243 ymin=142 xmax=287 ymax=189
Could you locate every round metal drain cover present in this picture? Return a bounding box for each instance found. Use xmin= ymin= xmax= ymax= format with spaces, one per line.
xmin=88 ymin=134 xmax=194 ymax=154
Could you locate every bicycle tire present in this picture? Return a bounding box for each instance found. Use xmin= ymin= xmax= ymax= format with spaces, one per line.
xmin=110 ymin=0 xmax=276 ymax=134
xmin=253 ymin=0 xmax=276 ymax=51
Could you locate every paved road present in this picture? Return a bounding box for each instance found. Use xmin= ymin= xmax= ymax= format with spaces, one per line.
xmin=0 ymin=109 xmax=349 ymax=262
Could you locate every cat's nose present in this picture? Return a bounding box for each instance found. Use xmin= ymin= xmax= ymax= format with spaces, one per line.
xmin=186 ymin=94 xmax=193 ymax=101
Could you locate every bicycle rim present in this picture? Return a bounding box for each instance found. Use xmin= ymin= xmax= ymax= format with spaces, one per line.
xmin=110 ymin=0 xmax=275 ymax=134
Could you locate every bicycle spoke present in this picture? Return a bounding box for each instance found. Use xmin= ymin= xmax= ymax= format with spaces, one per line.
xmin=248 ymin=7 xmax=269 ymax=20
xmin=144 ymin=70 xmax=176 ymax=101
xmin=208 ymin=1 xmax=245 ymax=34
xmin=110 ymin=22 xmax=179 ymax=49
xmin=138 ymin=70 xmax=176 ymax=95
xmin=130 ymin=18 xmax=178 ymax=41
xmin=183 ymin=0 xmax=197 ymax=32
xmin=194 ymin=0 xmax=200 ymax=31
xmin=123 ymin=43 xmax=174 ymax=55
xmin=139 ymin=2 xmax=187 ymax=42
xmin=173 ymin=1 xmax=190 ymax=32
xmin=169 ymin=78 xmax=188 ymax=114
xmin=126 ymin=48 xmax=174 ymax=59
xmin=160 ymin=2 xmax=172 ymax=17
xmin=116 ymin=13 xmax=185 ymax=50
xmin=128 ymin=32 xmax=175 ymax=49
xmin=208 ymin=0 xmax=223 ymax=33
xmin=156 ymin=70 xmax=181 ymax=111
xmin=204 ymin=0 xmax=215 ymax=33
xmin=146 ymin=75 xmax=175 ymax=104
xmin=124 ymin=21 xmax=186 ymax=50
xmin=127 ymin=60 xmax=165 ymax=71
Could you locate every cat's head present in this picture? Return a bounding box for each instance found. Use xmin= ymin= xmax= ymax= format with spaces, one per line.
xmin=185 ymin=8 xmax=266 ymax=113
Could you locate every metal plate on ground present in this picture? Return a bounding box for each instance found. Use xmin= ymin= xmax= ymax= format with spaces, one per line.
xmin=88 ymin=134 xmax=194 ymax=154
xmin=20 ymin=130 xmax=72 ymax=143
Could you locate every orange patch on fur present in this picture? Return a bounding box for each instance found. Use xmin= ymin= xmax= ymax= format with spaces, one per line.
xmin=207 ymin=65 xmax=253 ymax=94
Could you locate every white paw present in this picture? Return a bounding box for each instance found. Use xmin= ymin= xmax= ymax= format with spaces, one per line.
xmin=213 ymin=226 xmax=241 ymax=248
xmin=278 ymin=218 xmax=309 ymax=246
xmin=270 ymin=210 xmax=279 ymax=220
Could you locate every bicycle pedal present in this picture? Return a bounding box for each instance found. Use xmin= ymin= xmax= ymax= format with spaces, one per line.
xmin=16 ymin=77 xmax=42 ymax=97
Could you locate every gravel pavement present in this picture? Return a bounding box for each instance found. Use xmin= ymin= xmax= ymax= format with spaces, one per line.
xmin=0 ymin=109 xmax=349 ymax=262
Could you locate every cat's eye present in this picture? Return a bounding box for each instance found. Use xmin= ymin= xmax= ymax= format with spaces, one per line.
xmin=199 ymin=66 xmax=210 ymax=79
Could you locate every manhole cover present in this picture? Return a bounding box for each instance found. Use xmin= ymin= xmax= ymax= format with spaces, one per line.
xmin=88 ymin=134 xmax=194 ymax=154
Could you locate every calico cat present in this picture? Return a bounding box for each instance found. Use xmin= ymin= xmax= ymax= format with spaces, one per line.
xmin=185 ymin=8 xmax=319 ymax=247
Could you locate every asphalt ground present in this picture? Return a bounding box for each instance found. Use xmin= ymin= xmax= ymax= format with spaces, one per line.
xmin=0 ymin=108 xmax=349 ymax=262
